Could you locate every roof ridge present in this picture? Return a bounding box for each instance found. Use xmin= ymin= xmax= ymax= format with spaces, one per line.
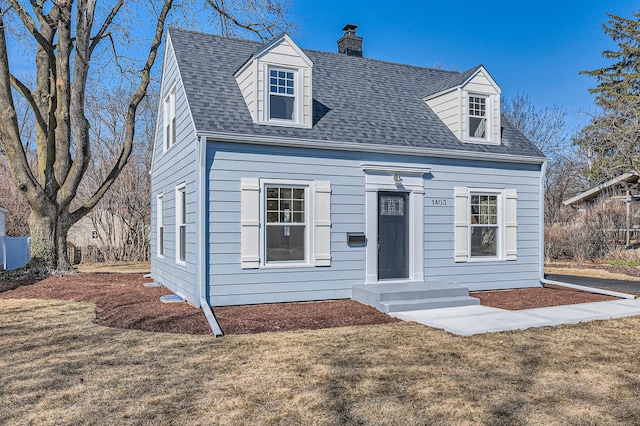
xmin=168 ymin=26 xmax=460 ymax=76
xmin=168 ymin=26 xmax=264 ymax=46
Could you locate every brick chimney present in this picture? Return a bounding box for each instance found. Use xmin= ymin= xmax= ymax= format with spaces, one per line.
xmin=337 ymin=24 xmax=363 ymax=57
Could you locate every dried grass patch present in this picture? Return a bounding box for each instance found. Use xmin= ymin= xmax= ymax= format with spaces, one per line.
xmin=3 ymin=299 xmax=640 ymax=425
xmin=75 ymin=261 xmax=150 ymax=274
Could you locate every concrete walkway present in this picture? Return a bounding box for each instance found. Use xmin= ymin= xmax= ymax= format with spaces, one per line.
xmin=391 ymin=298 xmax=640 ymax=336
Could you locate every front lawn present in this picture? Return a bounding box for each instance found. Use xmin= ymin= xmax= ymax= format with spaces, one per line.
xmin=1 ymin=298 xmax=639 ymax=425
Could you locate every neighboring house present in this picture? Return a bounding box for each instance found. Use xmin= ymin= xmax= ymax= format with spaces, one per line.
xmin=564 ymin=171 xmax=640 ymax=245
xmin=0 ymin=206 xmax=7 ymax=270
xmin=67 ymin=210 xmax=126 ymax=249
xmin=150 ymin=25 xmax=547 ymax=325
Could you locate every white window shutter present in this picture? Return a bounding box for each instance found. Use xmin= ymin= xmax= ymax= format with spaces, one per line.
xmin=241 ymin=178 xmax=260 ymax=268
xmin=314 ymin=181 xmax=331 ymax=266
xmin=504 ymin=189 xmax=518 ymax=261
xmin=454 ymin=187 xmax=469 ymax=262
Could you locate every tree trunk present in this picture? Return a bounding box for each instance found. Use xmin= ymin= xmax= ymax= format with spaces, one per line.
xmin=28 ymin=208 xmax=72 ymax=269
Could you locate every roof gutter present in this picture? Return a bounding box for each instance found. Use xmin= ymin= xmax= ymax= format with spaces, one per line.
xmin=537 ymin=162 xmax=636 ymax=299
xmin=197 ymin=135 xmax=224 ymax=336
xmin=196 ymin=131 xmax=549 ymax=165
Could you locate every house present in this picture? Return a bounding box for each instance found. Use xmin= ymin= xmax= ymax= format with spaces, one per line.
xmin=0 ymin=206 xmax=7 ymax=270
xmin=150 ymin=25 xmax=547 ymax=332
xmin=564 ymin=171 xmax=640 ymax=245
xmin=67 ymin=209 xmax=129 ymax=263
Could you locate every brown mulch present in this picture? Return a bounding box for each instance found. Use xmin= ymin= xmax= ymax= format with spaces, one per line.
xmin=0 ymin=272 xmax=398 ymax=335
xmin=0 ymin=272 xmax=629 ymax=335
xmin=470 ymin=284 xmax=618 ymax=310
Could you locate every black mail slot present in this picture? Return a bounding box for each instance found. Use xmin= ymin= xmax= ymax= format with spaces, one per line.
xmin=347 ymin=233 xmax=366 ymax=246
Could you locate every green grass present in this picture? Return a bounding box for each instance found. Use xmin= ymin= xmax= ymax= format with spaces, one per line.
xmin=2 ymin=298 xmax=640 ymax=425
xmin=605 ymin=259 xmax=640 ymax=268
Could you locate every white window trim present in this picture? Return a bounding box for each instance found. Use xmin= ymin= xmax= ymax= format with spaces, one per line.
xmin=263 ymin=64 xmax=304 ymax=127
xmin=463 ymin=92 xmax=499 ymax=145
xmin=455 ymin=187 xmax=517 ymax=263
xmin=163 ymin=83 xmax=176 ymax=152
xmin=175 ymin=183 xmax=186 ymax=266
xmin=467 ymin=189 xmax=504 ymax=262
xmin=260 ymin=179 xmax=314 ymax=268
xmin=157 ymin=193 xmax=164 ymax=259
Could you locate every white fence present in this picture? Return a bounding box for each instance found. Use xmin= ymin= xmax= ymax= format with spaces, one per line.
xmin=5 ymin=237 xmax=31 ymax=270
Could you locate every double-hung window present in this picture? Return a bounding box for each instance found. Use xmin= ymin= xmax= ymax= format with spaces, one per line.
xmin=454 ymin=187 xmax=517 ymax=262
xmin=470 ymin=193 xmax=498 ymax=257
xmin=240 ymin=178 xmax=331 ymax=269
xmin=269 ymin=69 xmax=295 ymax=121
xmin=265 ymin=185 xmax=307 ymax=263
xmin=157 ymin=193 xmax=164 ymax=258
xmin=176 ymin=184 xmax=186 ymax=264
xmin=164 ymin=86 xmax=176 ymax=151
xmin=468 ymin=95 xmax=487 ymax=140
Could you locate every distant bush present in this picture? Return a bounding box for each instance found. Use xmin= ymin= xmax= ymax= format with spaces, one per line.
xmin=545 ymin=198 xmax=627 ymax=265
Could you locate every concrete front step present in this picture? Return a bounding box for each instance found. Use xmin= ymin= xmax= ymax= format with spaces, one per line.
xmin=383 ymin=296 xmax=480 ymax=313
xmin=352 ymin=282 xmax=479 ymax=313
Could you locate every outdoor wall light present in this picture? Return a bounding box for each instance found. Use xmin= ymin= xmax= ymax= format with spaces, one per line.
xmin=393 ymin=172 xmax=403 ymax=186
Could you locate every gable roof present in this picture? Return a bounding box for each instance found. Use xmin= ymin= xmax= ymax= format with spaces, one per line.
xmin=168 ymin=28 xmax=546 ymax=161
xmin=422 ymin=65 xmax=482 ymax=98
xmin=563 ymin=171 xmax=640 ymax=206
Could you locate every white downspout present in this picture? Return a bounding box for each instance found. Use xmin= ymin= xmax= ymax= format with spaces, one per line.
xmin=537 ymin=161 xmax=636 ymax=300
xmin=197 ymin=135 xmax=224 ymax=336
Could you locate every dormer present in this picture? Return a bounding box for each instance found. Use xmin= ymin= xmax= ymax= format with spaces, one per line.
xmin=424 ymin=65 xmax=501 ymax=145
xmin=234 ymin=34 xmax=313 ymax=129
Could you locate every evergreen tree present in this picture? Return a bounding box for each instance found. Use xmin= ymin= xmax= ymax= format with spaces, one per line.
xmin=575 ymin=11 xmax=640 ymax=185
xmin=580 ymin=11 xmax=640 ymax=110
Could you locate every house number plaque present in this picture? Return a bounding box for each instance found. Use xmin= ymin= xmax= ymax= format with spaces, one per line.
xmin=430 ymin=199 xmax=447 ymax=206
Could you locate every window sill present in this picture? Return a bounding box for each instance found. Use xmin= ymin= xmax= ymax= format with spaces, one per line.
xmin=176 ymin=260 xmax=186 ymax=267
xmin=162 ymin=143 xmax=176 ymax=154
xmin=466 ymin=256 xmax=505 ymax=263
xmin=260 ymin=261 xmax=315 ymax=269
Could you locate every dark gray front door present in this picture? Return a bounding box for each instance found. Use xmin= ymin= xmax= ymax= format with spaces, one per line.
xmin=378 ymin=192 xmax=408 ymax=280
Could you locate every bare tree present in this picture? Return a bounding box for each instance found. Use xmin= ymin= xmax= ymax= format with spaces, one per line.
xmin=78 ymin=86 xmax=156 ymax=262
xmin=501 ymin=92 xmax=579 ymax=225
xmin=0 ymin=0 xmax=291 ymax=268
xmin=573 ymin=101 xmax=640 ymax=185
xmin=502 ymin=92 xmax=569 ymax=158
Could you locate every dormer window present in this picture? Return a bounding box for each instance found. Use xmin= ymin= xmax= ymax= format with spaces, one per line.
xmin=423 ymin=65 xmax=501 ymax=145
xmin=468 ymin=95 xmax=487 ymax=139
xmin=269 ymin=69 xmax=295 ymax=120
xmin=233 ymin=33 xmax=313 ymax=129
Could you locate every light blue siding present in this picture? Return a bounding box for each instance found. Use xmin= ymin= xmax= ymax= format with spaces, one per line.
xmin=206 ymin=141 xmax=543 ymax=306
xmin=424 ymin=158 xmax=541 ymax=290
xmin=150 ymin=40 xmax=199 ymax=304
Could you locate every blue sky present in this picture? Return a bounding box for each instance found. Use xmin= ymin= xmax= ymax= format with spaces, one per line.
xmin=288 ymin=0 xmax=640 ymax=133
xmin=6 ymin=1 xmax=639 ymax=135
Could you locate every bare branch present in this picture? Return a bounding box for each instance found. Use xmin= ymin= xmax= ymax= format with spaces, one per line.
xmin=205 ymin=0 xmax=270 ymax=40
xmin=8 ymin=0 xmax=55 ymax=58
xmin=88 ymin=0 xmax=123 ymax=56
xmin=9 ymin=73 xmax=47 ymax=135
xmin=0 ymin=9 xmax=47 ymax=209
xmin=72 ymin=0 xmax=173 ymax=222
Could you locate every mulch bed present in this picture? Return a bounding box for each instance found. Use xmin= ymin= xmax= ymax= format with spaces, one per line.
xmin=470 ymin=284 xmax=618 ymax=310
xmin=0 ymin=272 xmax=628 ymax=335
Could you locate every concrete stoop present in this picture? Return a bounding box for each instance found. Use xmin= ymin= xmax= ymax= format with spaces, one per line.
xmin=352 ymin=282 xmax=480 ymax=313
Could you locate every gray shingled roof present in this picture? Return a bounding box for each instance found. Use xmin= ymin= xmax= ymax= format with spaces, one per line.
xmin=168 ymin=28 xmax=545 ymax=160
xmin=422 ymin=65 xmax=482 ymax=98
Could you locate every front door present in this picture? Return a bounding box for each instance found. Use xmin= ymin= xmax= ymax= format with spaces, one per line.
xmin=378 ymin=192 xmax=408 ymax=280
